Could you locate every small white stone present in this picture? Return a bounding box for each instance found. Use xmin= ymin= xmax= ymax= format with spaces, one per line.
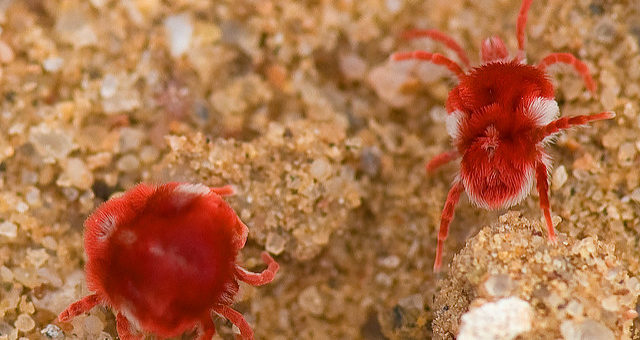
xmin=164 ymin=13 xmax=193 ymax=58
xmin=566 ymin=300 xmax=584 ymax=317
xmin=378 ymin=255 xmax=401 ymax=269
xmin=55 ymin=8 xmax=98 ymax=48
xmin=458 ymin=297 xmax=532 ymax=340
xmin=484 ymin=274 xmax=514 ymax=298
xmin=57 ymin=157 xmax=94 ymax=190
xmin=601 ymin=296 xmax=619 ymax=312
xmin=0 ymin=221 xmax=17 ymax=238
xmin=0 ymin=40 xmax=14 ymax=63
xmin=552 ymin=165 xmax=568 ymax=189
xmin=631 ymin=188 xmax=640 ymax=203
xmin=28 ymin=124 xmax=74 ymax=162
xmin=266 ymin=232 xmax=286 ymax=255
xmin=560 ymin=319 xmax=614 ymax=340
xmin=309 ymin=158 xmax=331 ymax=180
xmin=15 ymin=201 xmax=28 ymax=213
xmin=14 ymin=314 xmax=35 ymax=332
xmin=41 ymin=324 xmax=64 ymax=339
xmin=43 ymin=57 xmax=64 ymax=72
xmin=367 ymin=62 xmax=412 ymax=108
xmin=116 ymin=154 xmax=140 ymax=172
xmin=298 ymin=286 xmax=324 ymax=316
xmin=339 ymin=53 xmax=367 ymax=80
xmin=26 ymin=248 xmax=49 ymax=268
xmin=118 ymin=127 xmax=145 ymax=152
xmin=100 ymin=74 xmax=118 ymax=98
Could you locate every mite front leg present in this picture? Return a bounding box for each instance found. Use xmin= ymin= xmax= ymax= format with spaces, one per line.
xmin=116 ymin=313 xmax=143 ymax=340
xmin=236 ymin=252 xmax=279 ymax=286
xmin=535 ymin=161 xmax=556 ymax=243
xmin=211 ymin=185 xmax=235 ymax=197
xmin=391 ymin=51 xmax=465 ymax=78
xmin=434 ymin=180 xmax=464 ymax=272
xmin=196 ymin=314 xmax=217 ymax=340
xmin=426 ymin=150 xmax=459 ymax=174
xmin=58 ymin=294 xmax=100 ymax=322
xmin=516 ymin=0 xmax=534 ymax=59
xmin=401 ymin=29 xmax=471 ymax=68
xmin=538 ymin=53 xmax=597 ymax=93
xmin=213 ymin=305 xmax=255 ymax=340
xmin=538 ymin=111 xmax=615 ymax=141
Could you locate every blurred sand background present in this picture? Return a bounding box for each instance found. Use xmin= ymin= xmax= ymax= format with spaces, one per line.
xmin=0 ymin=0 xmax=639 ymax=339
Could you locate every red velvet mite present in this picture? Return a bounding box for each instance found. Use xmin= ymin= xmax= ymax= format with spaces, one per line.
xmin=58 ymin=182 xmax=279 ymax=340
xmin=391 ymin=0 xmax=615 ymax=271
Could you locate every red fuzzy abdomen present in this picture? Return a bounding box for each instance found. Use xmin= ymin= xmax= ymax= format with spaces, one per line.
xmin=85 ymin=185 xmax=240 ymax=337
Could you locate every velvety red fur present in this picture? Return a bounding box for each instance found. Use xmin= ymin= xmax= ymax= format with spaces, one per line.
xmin=59 ymin=182 xmax=279 ymax=340
xmin=392 ymin=0 xmax=614 ymax=271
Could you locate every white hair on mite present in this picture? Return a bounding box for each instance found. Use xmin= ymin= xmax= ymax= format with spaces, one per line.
xmin=527 ymin=97 xmax=559 ymax=127
xmin=175 ymin=183 xmax=210 ymax=196
xmin=446 ymin=109 xmax=465 ymax=141
xmin=172 ymin=183 xmax=211 ymax=208
xmin=97 ymin=214 xmax=118 ymax=241
xmin=463 ymin=167 xmax=535 ymax=210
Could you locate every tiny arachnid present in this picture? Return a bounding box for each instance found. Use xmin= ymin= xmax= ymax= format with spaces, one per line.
xmin=391 ymin=0 xmax=615 ymax=271
xmin=58 ymin=182 xmax=279 ymax=340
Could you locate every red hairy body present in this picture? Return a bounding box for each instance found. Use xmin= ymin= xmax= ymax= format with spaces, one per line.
xmin=58 ymin=182 xmax=279 ymax=340
xmin=393 ymin=0 xmax=614 ymax=271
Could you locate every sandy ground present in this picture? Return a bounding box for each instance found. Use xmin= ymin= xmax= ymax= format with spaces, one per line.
xmin=0 ymin=0 xmax=639 ymax=339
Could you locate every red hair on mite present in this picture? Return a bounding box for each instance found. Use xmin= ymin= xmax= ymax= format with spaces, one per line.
xmin=392 ymin=0 xmax=614 ymax=271
xmin=58 ymin=182 xmax=279 ymax=340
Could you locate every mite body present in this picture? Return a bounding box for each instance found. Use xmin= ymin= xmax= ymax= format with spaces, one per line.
xmin=392 ymin=0 xmax=614 ymax=271
xmin=58 ymin=182 xmax=279 ymax=340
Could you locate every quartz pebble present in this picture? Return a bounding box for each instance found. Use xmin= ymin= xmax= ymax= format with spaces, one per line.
xmin=14 ymin=314 xmax=35 ymax=332
xmin=483 ymin=274 xmax=515 ymax=298
xmin=0 ymin=221 xmax=17 ymax=238
xmin=28 ymin=124 xmax=74 ymax=162
xmin=265 ymin=232 xmax=287 ymax=255
xmin=57 ymin=158 xmax=94 ymax=190
xmin=560 ymin=319 xmax=614 ymax=340
xmin=40 ymin=324 xmax=63 ymax=339
xmin=552 ymin=165 xmax=568 ymax=189
xmin=458 ymin=297 xmax=532 ymax=340
xmin=164 ymin=13 xmax=193 ymax=58
xmin=298 ymin=286 xmax=324 ymax=316
xmin=43 ymin=57 xmax=64 ymax=72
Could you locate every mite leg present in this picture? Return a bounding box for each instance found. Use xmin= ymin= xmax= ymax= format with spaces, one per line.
xmin=211 ymin=185 xmax=235 ymax=196
xmin=426 ymin=150 xmax=459 ymax=174
xmin=516 ymin=0 xmax=534 ymax=58
xmin=58 ymin=294 xmax=100 ymax=322
xmin=538 ymin=53 xmax=597 ymax=93
xmin=196 ymin=314 xmax=217 ymax=340
xmin=233 ymin=217 xmax=249 ymax=250
xmin=538 ymin=111 xmax=615 ymax=141
xmin=236 ymin=252 xmax=279 ymax=286
xmin=535 ymin=161 xmax=556 ymax=243
xmin=116 ymin=313 xmax=143 ymax=340
xmin=391 ymin=51 xmax=465 ymax=78
xmin=434 ymin=180 xmax=464 ymax=272
xmin=213 ymin=305 xmax=254 ymax=340
xmin=401 ymin=29 xmax=471 ymax=67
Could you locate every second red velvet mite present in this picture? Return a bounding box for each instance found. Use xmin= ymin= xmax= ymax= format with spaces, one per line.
xmin=58 ymin=182 xmax=279 ymax=340
xmin=392 ymin=0 xmax=614 ymax=271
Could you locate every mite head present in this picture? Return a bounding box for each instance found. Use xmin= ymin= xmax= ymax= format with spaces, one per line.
xmin=481 ymin=36 xmax=509 ymax=63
